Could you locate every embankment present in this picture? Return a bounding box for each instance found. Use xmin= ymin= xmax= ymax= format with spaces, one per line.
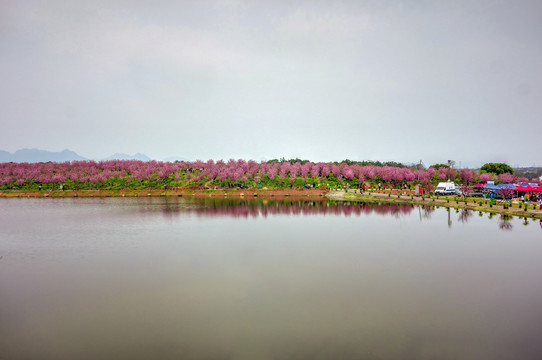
xmin=326 ymin=190 xmax=542 ymax=220
xmin=0 ymin=188 xmax=327 ymax=199
xmin=3 ymin=188 xmax=541 ymax=219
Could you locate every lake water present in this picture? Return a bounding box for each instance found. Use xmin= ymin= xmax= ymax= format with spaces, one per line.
xmin=1 ymin=198 xmax=542 ymax=360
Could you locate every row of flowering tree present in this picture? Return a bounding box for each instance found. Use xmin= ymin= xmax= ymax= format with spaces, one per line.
xmin=0 ymin=159 xmax=538 ymax=191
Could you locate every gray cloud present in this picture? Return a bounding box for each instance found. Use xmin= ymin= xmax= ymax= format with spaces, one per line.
xmin=1 ymin=0 xmax=541 ymax=166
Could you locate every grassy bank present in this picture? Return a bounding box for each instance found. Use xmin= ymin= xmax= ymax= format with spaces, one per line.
xmin=326 ymin=190 xmax=542 ymax=220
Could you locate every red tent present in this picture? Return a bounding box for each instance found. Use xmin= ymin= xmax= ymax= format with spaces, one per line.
xmin=473 ymin=183 xmax=485 ymax=187
xmin=514 ymin=185 xmax=541 ymax=192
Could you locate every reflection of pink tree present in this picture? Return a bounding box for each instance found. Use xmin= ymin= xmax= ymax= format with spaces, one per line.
xmin=499 ymin=215 xmax=513 ymax=231
xmin=458 ymin=209 xmax=473 ymax=223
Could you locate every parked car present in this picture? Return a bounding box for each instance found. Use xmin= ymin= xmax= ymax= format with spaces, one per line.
xmin=435 ymin=181 xmax=460 ymax=195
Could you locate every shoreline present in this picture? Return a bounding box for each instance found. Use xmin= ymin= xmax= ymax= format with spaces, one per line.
xmin=2 ymin=188 xmax=541 ymax=219
xmin=326 ymin=190 xmax=542 ymax=220
xmin=0 ymin=188 xmax=328 ymax=199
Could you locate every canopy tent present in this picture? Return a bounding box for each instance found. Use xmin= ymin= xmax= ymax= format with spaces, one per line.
xmin=483 ymin=183 xmax=500 ymax=192
xmin=514 ymin=185 xmax=542 ymax=192
xmin=483 ymin=183 xmax=517 ymax=196
xmin=473 ymin=183 xmax=485 ymax=187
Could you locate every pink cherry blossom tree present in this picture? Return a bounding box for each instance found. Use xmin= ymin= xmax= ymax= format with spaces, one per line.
xmin=498 ymin=173 xmax=515 ymax=184
xmin=479 ymin=173 xmax=491 ymax=183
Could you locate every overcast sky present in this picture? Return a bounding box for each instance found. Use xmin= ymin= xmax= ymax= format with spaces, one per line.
xmin=1 ymin=0 xmax=541 ymax=167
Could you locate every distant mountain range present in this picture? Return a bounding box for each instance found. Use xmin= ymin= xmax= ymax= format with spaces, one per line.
xmin=0 ymin=148 xmax=154 ymax=163
xmin=0 ymin=149 xmax=87 ymax=163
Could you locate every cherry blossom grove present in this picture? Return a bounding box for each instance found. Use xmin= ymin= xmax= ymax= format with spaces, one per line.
xmin=0 ymin=159 xmax=531 ymax=190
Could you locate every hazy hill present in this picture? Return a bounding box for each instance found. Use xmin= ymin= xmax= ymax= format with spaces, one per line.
xmin=0 ymin=150 xmax=11 ymax=162
xmin=0 ymin=148 xmax=87 ymax=163
xmin=0 ymin=149 xmax=155 ymax=163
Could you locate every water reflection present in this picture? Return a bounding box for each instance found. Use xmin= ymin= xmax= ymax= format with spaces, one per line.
xmin=2 ymin=198 xmax=542 ymax=360
xmin=421 ymin=205 xmax=435 ymax=219
xmin=458 ymin=209 xmax=473 ymax=223
xmin=499 ymin=215 xmax=514 ymax=231
xmin=131 ymin=198 xmax=417 ymax=219
xmin=80 ymin=197 xmax=541 ymax=232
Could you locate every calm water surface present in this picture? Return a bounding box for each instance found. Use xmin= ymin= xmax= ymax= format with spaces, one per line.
xmin=1 ymin=198 xmax=542 ymax=360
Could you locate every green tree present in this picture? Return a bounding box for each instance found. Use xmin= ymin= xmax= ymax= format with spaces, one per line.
xmin=429 ymin=163 xmax=450 ymax=170
xmin=480 ymin=163 xmax=514 ymax=175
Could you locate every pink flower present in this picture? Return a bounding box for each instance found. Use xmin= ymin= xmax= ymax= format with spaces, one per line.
xmin=479 ymin=173 xmax=491 ymax=182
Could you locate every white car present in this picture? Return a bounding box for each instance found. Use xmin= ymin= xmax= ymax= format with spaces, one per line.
xmin=435 ymin=181 xmax=460 ymax=195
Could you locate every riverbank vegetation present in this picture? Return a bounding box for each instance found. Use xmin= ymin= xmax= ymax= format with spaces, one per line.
xmin=0 ymin=159 xmax=539 ymax=191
